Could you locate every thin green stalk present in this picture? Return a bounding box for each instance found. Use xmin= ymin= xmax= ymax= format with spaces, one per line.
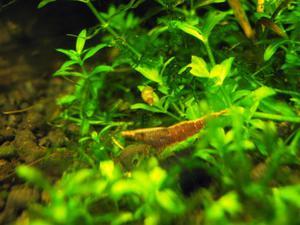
xmin=274 ymin=88 xmax=300 ymax=97
xmin=204 ymin=42 xmax=216 ymax=66
xmin=79 ymin=144 xmax=96 ymax=168
xmin=220 ymin=86 xmax=232 ymax=107
xmin=253 ymin=112 xmax=300 ymax=123
xmin=242 ymin=72 xmax=300 ymax=97
xmin=164 ymin=110 xmax=181 ymax=121
xmin=204 ymin=41 xmax=230 ymax=107
xmin=67 ymin=116 xmax=133 ymax=126
xmin=86 ymin=1 xmax=141 ymax=59
xmin=172 ymin=103 xmax=185 ymax=117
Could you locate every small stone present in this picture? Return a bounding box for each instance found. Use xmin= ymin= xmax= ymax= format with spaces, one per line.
xmin=20 ymin=110 xmax=44 ymax=130
xmin=14 ymin=129 xmax=46 ymax=162
xmin=46 ymin=129 xmax=68 ymax=147
xmin=0 ymin=126 xmax=15 ymax=143
xmin=0 ymin=185 xmax=40 ymax=224
xmin=0 ymin=142 xmax=16 ymax=159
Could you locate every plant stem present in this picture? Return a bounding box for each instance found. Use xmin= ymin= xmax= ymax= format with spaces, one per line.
xmin=172 ymin=103 xmax=185 ymax=118
xmin=79 ymin=144 xmax=96 ymax=168
xmin=85 ymin=1 xmax=141 ymax=59
xmin=164 ymin=110 xmax=181 ymax=121
xmin=220 ymin=86 xmax=232 ymax=107
xmin=242 ymin=72 xmax=300 ymax=97
xmin=204 ymin=42 xmax=216 ymax=66
xmin=253 ymin=112 xmax=300 ymax=123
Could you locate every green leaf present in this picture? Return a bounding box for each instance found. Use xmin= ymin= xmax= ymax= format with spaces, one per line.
xmin=57 ymin=49 xmax=80 ymax=61
xmin=112 ymin=212 xmax=133 ymax=225
xmin=188 ymin=56 xmax=210 ymax=78
xmin=149 ymin=166 xmax=167 ymax=188
xmin=185 ymin=100 xmax=202 ymax=120
xmin=38 ymin=0 xmax=56 ymax=8
xmin=172 ymin=20 xmax=207 ymax=43
xmin=84 ymin=100 xmax=97 ymax=117
xmin=57 ymin=95 xmax=77 ymax=105
xmin=130 ymin=103 xmax=162 ymax=113
xmin=275 ymin=185 xmax=300 ymax=207
xmin=111 ymin=180 xmax=141 ymax=199
xmin=156 ymin=189 xmax=185 ymax=214
xmin=202 ymin=11 xmax=229 ymax=39
xmin=58 ymin=60 xmax=78 ymax=71
xmin=76 ymin=29 xmax=87 ymax=54
xmin=252 ymin=86 xmax=276 ymax=101
xmin=80 ymin=119 xmax=90 ymax=136
xmin=193 ymin=149 xmax=217 ymax=164
xmin=91 ymin=65 xmax=114 ymax=75
xmin=16 ymin=165 xmax=51 ymax=190
xmin=100 ymin=160 xmax=118 ymax=180
xmin=134 ymin=59 xmax=163 ymax=84
xmin=53 ymin=71 xmax=84 ymax=77
xmin=210 ymin=57 xmax=234 ymax=86
xmin=207 ymin=191 xmax=241 ymax=221
xmin=83 ymin=43 xmax=108 ymax=61
xmin=219 ymin=191 xmax=241 ymax=215
xmin=232 ymin=90 xmax=251 ymax=102
xmin=264 ymin=40 xmax=288 ymax=61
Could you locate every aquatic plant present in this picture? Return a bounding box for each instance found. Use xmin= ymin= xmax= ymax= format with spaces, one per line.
xmin=17 ymin=0 xmax=300 ymax=224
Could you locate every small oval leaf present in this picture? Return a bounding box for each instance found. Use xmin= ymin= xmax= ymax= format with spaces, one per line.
xmin=76 ymin=29 xmax=87 ymax=54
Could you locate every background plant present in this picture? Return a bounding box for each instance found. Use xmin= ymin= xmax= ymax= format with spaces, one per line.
xmin=16 ymin=0 xmax=300 ymax=224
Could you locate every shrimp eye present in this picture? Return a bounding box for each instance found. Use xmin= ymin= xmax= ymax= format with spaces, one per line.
xmin=132 ymin=154 xmax=140 ymax=166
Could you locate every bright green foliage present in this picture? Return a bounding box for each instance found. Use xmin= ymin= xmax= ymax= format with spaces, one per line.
xmin=17 ymin=159 xmax=184 ymax=225
xmin=184 ymin=55 xmax=234 ymax=86
xmin=25 ymin=0 xmax=300 ymax=224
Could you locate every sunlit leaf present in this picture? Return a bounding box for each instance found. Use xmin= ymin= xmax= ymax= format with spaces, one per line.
xmin=52 ymin=205 xmax=68 ymax=224
xmin=134 ymin=63 xmax=163 ymax=84
xmin=252 ymin=86 xmax=276 ymax=101
xmin=111 ymin=180 xmax=141 ymax=199
xmin=188 ymin=56 xmax=210 ymax=78
xmin=149 ymin=167 xmax=167 ymax=188
xmin=57 ymin=95 xmax=77 ymax=105
xmin=219 ymin=191 xmax=241 ymax=214
xmin=112 ymin=212 xmax=133 ymax=225
xmin=172 ymin=20 xmax=207 ymax=43
xmin=210 ymin=57 xmax=234 ymax=86
xmin=16 ymin=165 xmax=51 ymax=190
xmin=100 ymin=160 xmax=120 ymax=180
xmin=156 ymin=189 xmax=185 ymax=213
xmin=68 ymin=169 xmax=93 ymax=186
xmin=76 ymin=29 xmax=87 ymax=54
xmin=207 ymin=191 xmax=241 ymax=221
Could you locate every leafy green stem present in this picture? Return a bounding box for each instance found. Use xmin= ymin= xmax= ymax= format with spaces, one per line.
xmin=171 ymin=103 xmax=185 ymax=118
xmin=164 ymin=110 xmax=181 ymax=121
xmin=220 ymin=86 xmax=231 ymax=107
xmin=85 ymin=1 xmax=141 ymax=59
xmin=242 ymin=72 xmax=300 ymax=97
xmin=204 ymin=41 xmax=216 ymax=66
xmin=253 ymin=112 xmax=300 ymax=123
